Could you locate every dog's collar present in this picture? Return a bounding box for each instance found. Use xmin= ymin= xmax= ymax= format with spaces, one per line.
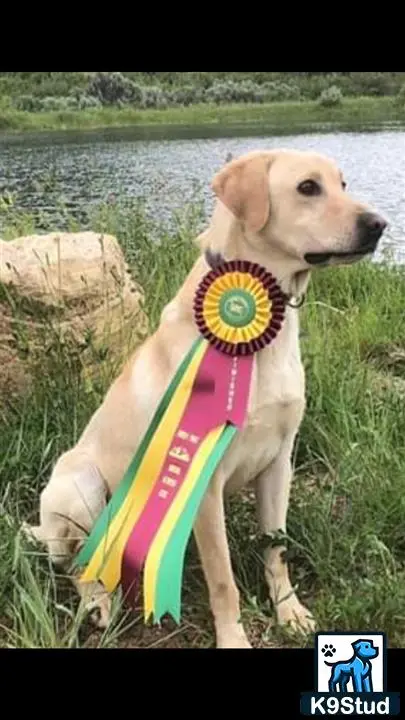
xmin=204 ymin=249 xmax=306 ymax=309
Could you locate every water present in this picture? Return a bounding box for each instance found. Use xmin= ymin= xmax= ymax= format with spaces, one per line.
xmin=0 ymin=126 xmax=404 ymax=262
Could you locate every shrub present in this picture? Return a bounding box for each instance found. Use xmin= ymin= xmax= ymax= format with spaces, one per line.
xmin=204 ymin=80 xmax=237 ymax=104
xmin=14 ymin=95 xmax=42 ymax=112
xmin=13 ymin=92 xmax=101 ymax=113
xmin=318 ymin=85 xmax=343 ymax=108
xmin=203 ymin=78 xmax=301 ymax=105
xmin=204 ymin=79 xmax=258 ymax=104
xmin=237 ymin=79 xmax=267 ymax=103
xmin=169 ymin=85 xmax=205 ymax=106
xmin=347 ymin=72 xmax=395 ymax=97
xmin=77 ymin=94 xmax=102 ymax=110
xmin=261 ymin=81 xmax=301 ymax=102
xmin=300 ymin=74 xmax=334 ymax=99
xmin=38 ymin=96 xmax=80 ymax=112
xmin=140 ymin=86 xmax=168 ymax=109
xmin=87 ymin=72 xmax=142 ymax=106
xmin=128 ymin=82 xmax=144 ymax=106
xmin=394 ymin=83 xmax=405 ymax=108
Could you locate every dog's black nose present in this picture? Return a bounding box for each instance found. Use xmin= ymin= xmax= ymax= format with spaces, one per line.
xmin=357 ymin=211 xmax=387 ymax=248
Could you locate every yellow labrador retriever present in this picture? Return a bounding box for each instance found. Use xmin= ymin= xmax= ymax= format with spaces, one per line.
xmin=24 ymin=149 xmax=387 ymax=649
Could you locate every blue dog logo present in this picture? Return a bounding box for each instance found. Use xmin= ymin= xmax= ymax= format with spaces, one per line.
xmin=323 ymin=638 xmax=379 ymax=693
xmin=300 ymin=632 xmax=401 ymax=716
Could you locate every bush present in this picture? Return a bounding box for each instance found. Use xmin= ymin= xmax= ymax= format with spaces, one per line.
xmin=300 ymin=74 xmax=334 ymax=99
xmin=140 ymin=86 xmax=168 ymax=109
xmin=347 ymin=72 xmax=395 ymax=97
xmin=203 ymin=78 xmax=301 ymax=105
xmin=68 ymin=86 xmax=100 ymax=104
xmin=169 ymin=85 xmax=205 ymax=106
xmin=394 ymin=83 xmax=405 ymax=108
xmin=318 ymin=86 xmax=343 ymax=108
xmin=204 ymin=79 xmax=259 ymax=104
xmin=38 ymin=96 xmax=80 ymax=112
xmin=12 ymin=92 xmax=101 ymax=113
xmin=14 ymin=95 xmax=42 ymax=112
xmin=261 ymin=81 xmax=301 ymax=102
xmin=237 ymin=79 xmax=268 ymax=103
xmin=77 ymin=94 xmax=102 ymax=110
xmin=204 ymin=80 xmax=237 ymax=104
xmin=87 ymin=72 xmax=143 ymax=106
xmin=128 ymin=82 xmax=144 ymax=106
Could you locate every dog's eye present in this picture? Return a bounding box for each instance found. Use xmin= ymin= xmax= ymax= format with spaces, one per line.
xmin=297 ymin=179 xmax=321 ymax=197
xmin=342 ymin=181 xmax=347 ymax=190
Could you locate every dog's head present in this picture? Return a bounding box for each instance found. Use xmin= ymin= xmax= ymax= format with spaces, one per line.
xmin=211 ymin=149 xmax=387 ymax=270
xmin=352 ymin=639 xmax=379 ymax=660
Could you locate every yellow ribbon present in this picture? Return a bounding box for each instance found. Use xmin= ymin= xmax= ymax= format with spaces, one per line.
xmin=80 ymin=339 xmax=208 ymax=591
xmin=143 ymin=425 xmax=223 ymax=619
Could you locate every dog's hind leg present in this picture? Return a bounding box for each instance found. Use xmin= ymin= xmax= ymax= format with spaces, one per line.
xmin=255 ymin=431 xmax=315 ymax=634
xmin=339 ymin=677 xmax=350 ymax=693
xmin=328 ymin=668 xmax=340 ymax=693
xmin=22 ymin=449 xmax=112 ymax=628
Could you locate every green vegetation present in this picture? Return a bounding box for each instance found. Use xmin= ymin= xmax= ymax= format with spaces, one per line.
xmin=1 ymin=197 xmax=405 ymax=648
xmin=0 ymin=97 xmax=403 ymax=136
xmin=0 ymin=73 xmax=404 ymax=134
xmin=2 ymin=72 xmax=405 ymax=102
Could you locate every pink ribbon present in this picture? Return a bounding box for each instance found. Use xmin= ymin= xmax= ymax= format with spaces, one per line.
xmin=120 ymin=345 xmax=254 ymax=604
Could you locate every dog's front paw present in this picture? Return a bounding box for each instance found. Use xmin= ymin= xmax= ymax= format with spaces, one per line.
xmin=216 ymin=624 xmax=253 ymax=649
xmin=84 ymin=593 xmax=112 ymax=629
xmin=77 ymin=581 xmax=112 ymax=630
xmin=21 ymin=522 xmax=43 ymax=545
xmin=276 ymin=597 xmax=315 ymax=635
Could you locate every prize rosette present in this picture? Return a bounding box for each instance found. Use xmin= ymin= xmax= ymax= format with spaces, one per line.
xmin=75 ymin=258 xmax=287 ymax=625
xmin=193 ymin=259 xmax=286 ymax=356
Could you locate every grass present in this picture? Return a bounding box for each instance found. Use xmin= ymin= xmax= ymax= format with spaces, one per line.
xmin=1 ymin=197 xmax=405 ymax=649
xmin=0 ymin=97 xmax=404 ymax=136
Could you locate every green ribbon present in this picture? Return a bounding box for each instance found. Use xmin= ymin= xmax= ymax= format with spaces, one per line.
xmin=151 ymin=424 xmax=237 ymax=623
xmin=75 ymin=337 xmax=204 ymax=569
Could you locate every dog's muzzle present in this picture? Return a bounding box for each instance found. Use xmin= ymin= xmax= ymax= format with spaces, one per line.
xmin=356 ymin=211 xmax=387 ymax=249
xmin=304 ymin=211 xmax=388 ymax=267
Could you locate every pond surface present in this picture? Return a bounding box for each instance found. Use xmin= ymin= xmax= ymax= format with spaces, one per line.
xmin=0 ymin=125 xmax=404 ymax=262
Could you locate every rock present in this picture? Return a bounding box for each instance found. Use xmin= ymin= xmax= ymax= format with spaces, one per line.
xmin=0 ymin=231 xmax=148 ymax=402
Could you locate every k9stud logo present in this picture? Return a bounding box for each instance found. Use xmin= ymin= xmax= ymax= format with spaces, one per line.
xmin=300 ymin=632 xmax=400 ymax=716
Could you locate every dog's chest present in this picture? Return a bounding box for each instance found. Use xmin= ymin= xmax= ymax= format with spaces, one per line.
xmin=222 ymin=329 xmax=306 ymax=490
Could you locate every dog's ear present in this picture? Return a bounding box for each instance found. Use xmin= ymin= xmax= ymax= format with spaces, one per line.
xmin=211 ymin=151 xmax=274 ymax=233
